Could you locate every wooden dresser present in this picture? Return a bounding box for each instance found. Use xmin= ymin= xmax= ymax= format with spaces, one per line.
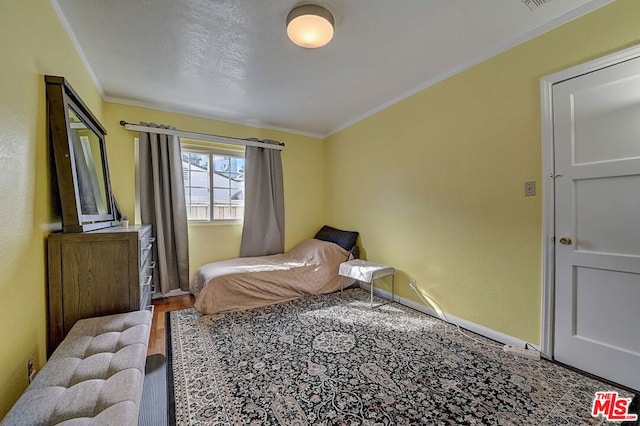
xmin=47 ymin=224 xmax=155 ymax=354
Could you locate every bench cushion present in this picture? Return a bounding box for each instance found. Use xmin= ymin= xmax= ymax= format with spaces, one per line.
xmin=3 ymin=310 xmax=151 ymax=425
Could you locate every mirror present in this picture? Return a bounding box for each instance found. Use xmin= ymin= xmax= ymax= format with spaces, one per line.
xmin=46 ymin=75 xmax=118 ymax=232
xmin=68 ymin=107 xmax=110 ymax=216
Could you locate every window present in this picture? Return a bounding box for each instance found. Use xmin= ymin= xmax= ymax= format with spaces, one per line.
xmin=182 ymin=147 xmax=245 ymax=221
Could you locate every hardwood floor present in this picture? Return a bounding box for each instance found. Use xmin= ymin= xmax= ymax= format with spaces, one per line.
xmin=148 ymin=294 xmax=194 ymax=356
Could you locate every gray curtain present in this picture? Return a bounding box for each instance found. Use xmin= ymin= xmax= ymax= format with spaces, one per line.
xmin=138 ymin=123 xmax=190 ymax=293
xmin=240 ymin=141 xmax=284 ymax=257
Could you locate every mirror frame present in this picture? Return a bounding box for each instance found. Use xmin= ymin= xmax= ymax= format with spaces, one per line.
xmin=46 ymin=75 xmax=118 ymax=232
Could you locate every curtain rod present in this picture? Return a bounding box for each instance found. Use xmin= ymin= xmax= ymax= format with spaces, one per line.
xmin=118 ymin=120 xmax=285 ymax=151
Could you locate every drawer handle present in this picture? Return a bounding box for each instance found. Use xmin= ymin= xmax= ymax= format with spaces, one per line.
xmin=143 ymin=275 xmax=152 ymax=287
xmin=150 ymin=261 xmax=157 ymax=269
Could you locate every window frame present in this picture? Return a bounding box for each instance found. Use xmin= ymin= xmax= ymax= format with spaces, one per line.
xmin=182 ymin=145 xmax=245 ymax=224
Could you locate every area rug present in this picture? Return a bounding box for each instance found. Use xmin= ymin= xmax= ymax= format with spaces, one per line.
xmin=169 ymin=288 xmax=633 ymax=425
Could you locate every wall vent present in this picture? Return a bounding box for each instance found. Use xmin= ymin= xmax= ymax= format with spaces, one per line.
xmin=522 ymin=0 xmax=552 ymax=11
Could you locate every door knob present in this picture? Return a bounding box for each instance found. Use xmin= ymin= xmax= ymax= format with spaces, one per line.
xmin=559 ymin=236 xmax=572 ymax=245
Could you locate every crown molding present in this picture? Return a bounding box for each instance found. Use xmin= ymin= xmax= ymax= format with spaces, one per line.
xmin=325 ymin=0 xmax=615 ymax=137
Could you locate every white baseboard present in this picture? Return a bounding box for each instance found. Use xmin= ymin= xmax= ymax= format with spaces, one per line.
xmin=153 ymin=289 xmax=190 ymax=299
xmin=358 ymin=282 xmax=540 ymax=351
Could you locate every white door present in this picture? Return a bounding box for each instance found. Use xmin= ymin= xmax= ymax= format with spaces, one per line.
xmin=553 ymin=56 xmax=640 ymax=391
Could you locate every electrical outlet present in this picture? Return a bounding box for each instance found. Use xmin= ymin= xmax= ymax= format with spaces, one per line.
xmin=27 ymin=357 xmax=35 ymax=383
xmin=524 ymin=181 xmax=536 ymax=196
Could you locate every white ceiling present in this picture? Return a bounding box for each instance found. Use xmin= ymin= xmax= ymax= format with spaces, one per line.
xmin=53 ymin=0 xmax=613 ymax=137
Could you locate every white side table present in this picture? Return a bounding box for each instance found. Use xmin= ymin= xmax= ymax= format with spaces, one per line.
xmin=339 ymin=259 xmax=395 ymax=307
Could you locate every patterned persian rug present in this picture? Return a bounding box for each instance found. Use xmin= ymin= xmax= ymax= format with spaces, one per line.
xmin=169 ymin=289 xmax=634 ymax=425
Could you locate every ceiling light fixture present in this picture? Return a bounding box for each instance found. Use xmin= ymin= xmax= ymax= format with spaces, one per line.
xmin=286 ymin=4 xmax=335 ymax=49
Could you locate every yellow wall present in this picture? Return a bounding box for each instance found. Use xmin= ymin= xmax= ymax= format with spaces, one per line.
xmin=2 ymin=0 xmax=639 ymax=418
xmin=0 ymin=1 xmax=324 ymax=416
xmin=0 ymin=0 xmax=104 ymax=417
xmin=102 ymin=103 xmax=326 ymax=276
xmin=324 ymin=0 xmax=640 ymax=344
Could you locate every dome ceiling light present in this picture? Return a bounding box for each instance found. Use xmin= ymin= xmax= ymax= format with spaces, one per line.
xmin=286 ymin=4 xmax=335 ymax=48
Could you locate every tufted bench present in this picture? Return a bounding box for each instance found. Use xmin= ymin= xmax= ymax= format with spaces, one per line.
xmin=2 ymin=310 xmax=152 ymax=425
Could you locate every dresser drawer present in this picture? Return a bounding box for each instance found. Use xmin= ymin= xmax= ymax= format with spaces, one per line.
xmin=140 ymin=279 xmax=152 ymax=311
xmin=139 ymin=227 xmax=156 ymax=306
xmin=140 ymin=260 xmax=155 ymax=285
xmin=139 ymin=227 xmax=154 ymax=270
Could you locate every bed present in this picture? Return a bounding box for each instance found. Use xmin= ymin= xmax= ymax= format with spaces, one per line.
xmin=190 ymin=226 xmax=359 ymax=314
